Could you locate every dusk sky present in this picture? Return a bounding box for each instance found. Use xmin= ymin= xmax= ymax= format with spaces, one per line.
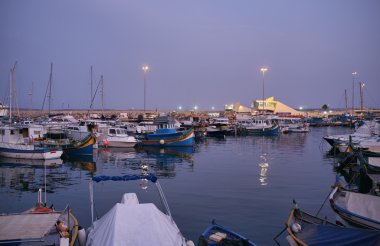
xmin=1 ymin=0 xmax=379 ymax=111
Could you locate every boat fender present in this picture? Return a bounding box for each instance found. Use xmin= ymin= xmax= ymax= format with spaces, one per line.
xmin=160 ymin=139 xmax=165 ymax=145
xmin=77 ymin=225 xmax=87 ymax=246
xmin=291 ymin=223 xmax=302 ymax=233
xmin=186 ymin=240 xmax=195 ymax=246
xmin=60 ymin=237 xmax=69 ymax=246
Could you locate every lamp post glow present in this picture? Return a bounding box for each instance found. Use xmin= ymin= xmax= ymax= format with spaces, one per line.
xmin=351 ymin=71 xmax=357 ymax=115
xmin=260 ymin=67 xmax=268 ymax=113
xmin=142 ymin=65 xmax=149 ymax=112
xmin=359 ymin=81 xmax=365 ymax=112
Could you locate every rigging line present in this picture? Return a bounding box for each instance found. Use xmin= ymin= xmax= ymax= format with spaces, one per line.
xmin=315 ymin=186 xmax=334 ymax=217
xmin=41 ymin=73 xmax=50 ymax=113
xmin=88 ymin=77 xmax=102 ymax=115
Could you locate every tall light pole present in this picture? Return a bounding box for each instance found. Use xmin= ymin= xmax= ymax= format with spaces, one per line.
xmin=359 ymin=81 xmax=365 ymax=112
xmin=142 ymin=65 xmax=149 ymax=112
xmin=351 ymin=71 xmax=357 ymax=115
xmin=260 ymin=67 xmax=268 ymax=113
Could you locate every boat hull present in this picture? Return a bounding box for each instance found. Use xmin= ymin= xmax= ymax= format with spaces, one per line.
xmin=243 ymin=125 xmax=280 ymax=136
xmin=0 ymin=143 xmax=62 ymax=160
xmin=62 ymin=134 xmax=96 ymax=157
xmin=329 ymin=187 xmax=380 ymax=230
xmin=200 ymin=221 xmax=256 ymax=246
xmin=139 ymin=128 xmax=194 ymax=147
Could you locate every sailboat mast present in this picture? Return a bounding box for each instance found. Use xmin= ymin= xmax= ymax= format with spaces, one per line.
xmin=9 ymin=69 xmax=12 ymax=124
xmin=100 ymin=75 xmax=104 ymax=114
xmin=90 ymin=66 xmax=93 ymax=111
xmin=344 ymin=89 xmax=348 ymax=113
xmin=9 ymin=62 xmax=17 ymax=124
xmin=48 ymin=63 xmax=53 ymax=115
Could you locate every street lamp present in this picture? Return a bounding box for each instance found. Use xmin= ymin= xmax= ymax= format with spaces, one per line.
xmin=359 ymin=81 xmax=365 ymax=112
xmin=260 ymin=67 xmax=268 ymax=113
xmin=351 ymin=71 xmax=357 ymax=115
xmin=142 ymin=65 xmax=149 ymax=112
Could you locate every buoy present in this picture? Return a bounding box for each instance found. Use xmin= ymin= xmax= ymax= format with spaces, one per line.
xmin=291 ymin=223 xmax=302 ymax=233
xmin=77 ymin=225 xmax=87 ymax=246
xmin=103 ymin=139 xmax=109 ymax=148
xmin=186 ymin=240 xmax=195 ymax=246
xmin=160 ymin=139 xmax=165 ymax=145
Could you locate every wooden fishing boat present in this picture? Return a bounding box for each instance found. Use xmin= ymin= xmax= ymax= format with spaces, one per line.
xmin=85 ymin=173 xmax=194 ymax=246
xmin=286 ymin=200 xmax=380 ymax=246
xmin=37 ymin=131 xmax=96 ymax=157
xmin=329 ymin=186 xmax=380 ymax=230
xmin=0 ymin=189 xmax=80 ymax=246
xmin=198 ymin=220 xmax=256 ymax=246
xmin=138 ymin=115 xmax=194 ymax=147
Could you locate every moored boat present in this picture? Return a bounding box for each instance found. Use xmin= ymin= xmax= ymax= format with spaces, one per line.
xmin=198 ymin=220 xmax=256 ymax=246
xmin=0 ymin=187 xmax=80 ymax=245
xmin=102 ymin=127 xmax=137 ymax=148
xmin=0 ymin=125 xmax=62 ymax=160
xmin=329 ymin=186 xmax=380 ymax=230
xmin=137 ymin=115 xmax=194 ymax=147
xmin=286 ymin=200 xmax=380 ymax=246
xmin=85 ymin=173 xmax=194 ymax=246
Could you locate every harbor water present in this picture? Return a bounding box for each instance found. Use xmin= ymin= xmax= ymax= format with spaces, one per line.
xmin=0 ymin=126 xmax=353 ymax=245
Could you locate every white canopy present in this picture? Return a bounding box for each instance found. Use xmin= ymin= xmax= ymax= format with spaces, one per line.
xmin=86 ymin=202 xmax=186 ymax=246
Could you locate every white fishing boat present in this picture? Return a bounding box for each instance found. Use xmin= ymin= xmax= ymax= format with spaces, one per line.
xmin=329 ymin=186 xmax=380 ymax=230
xmin=323 ymin=119 xmax=380 ymax=147
xmin=0 ymin=125 xmax=62 ymax=160
xmin=102 ymin=127 xmax=137 ymax=148
xmin=85 ymin=173 xmax=194 ymax=246
xmin=277 ymin=117 xmax=309 ymax=133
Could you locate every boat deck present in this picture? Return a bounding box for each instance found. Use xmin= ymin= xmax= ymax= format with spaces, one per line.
xmin=0 ymin=212 xmax=61 ymax=242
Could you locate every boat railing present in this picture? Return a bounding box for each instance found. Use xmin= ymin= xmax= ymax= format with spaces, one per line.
xmin=90 ymin=173 xmax=173 ymax=223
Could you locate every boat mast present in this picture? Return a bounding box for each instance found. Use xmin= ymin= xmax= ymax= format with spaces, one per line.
xmin=351 ymin=72 xmax=357 ymax=115
xmin=344 ymin=89 xmax=348 ymax=113
xmin=9 ymin=62 xmax=18 ymax=124
xmin=28 ymin=81 xmax=34 ymax=116
xmin=101 ymin=75 xmax=104 ymax=115
xmin=90 ymin=66 xmax=93 ymax=111
xmin=48 ymin=63 xmax=53 ymax=115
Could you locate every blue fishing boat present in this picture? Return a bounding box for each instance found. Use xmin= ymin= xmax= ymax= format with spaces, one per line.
xmin=38 ymin=131 xmax=96 ymax=157
xmin=286 ymin=200 xmax=380 ymax=246
xmin=61 ymin=133 xmax=96 ymax=157
xmin=137 ymin=115 xmax=194 ymax=147
xmin=238 ymin=116 xmax=280 ymax=136
xmin=198 ymin=220 xmax=256 ymax=246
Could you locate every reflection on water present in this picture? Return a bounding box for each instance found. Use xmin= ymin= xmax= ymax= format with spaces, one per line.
xmin=259 ymin=153 xmax=269 ymax=186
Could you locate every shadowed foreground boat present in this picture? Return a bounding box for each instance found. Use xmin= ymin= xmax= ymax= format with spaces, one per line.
xmin=286 ymin=200 xmax=380 ymax=246
xmin=0 ymin=189 xmax=79 ymax=246
xmin=198 ymin=220 xmax=256 ymax=246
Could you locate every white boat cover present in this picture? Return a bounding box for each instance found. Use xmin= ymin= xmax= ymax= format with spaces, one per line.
xmin=336 ymin=190 xmax=380 ymax=222
xmin=86 ymin=203 xmax=186 ymax=246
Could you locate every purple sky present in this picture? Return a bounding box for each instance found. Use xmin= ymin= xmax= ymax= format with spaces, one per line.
xmin=1 ymin=0 xmax=379 ymax=111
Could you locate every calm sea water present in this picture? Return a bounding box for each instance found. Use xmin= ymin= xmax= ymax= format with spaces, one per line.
xmin=0 ymin=127 xmax=353 ymax=245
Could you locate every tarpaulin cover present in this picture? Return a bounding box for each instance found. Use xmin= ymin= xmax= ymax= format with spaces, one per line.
xmin=296 ymin=223 xmax=380 ymax=246
xmin=86 ymin=203 xmax=185 ymax=246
